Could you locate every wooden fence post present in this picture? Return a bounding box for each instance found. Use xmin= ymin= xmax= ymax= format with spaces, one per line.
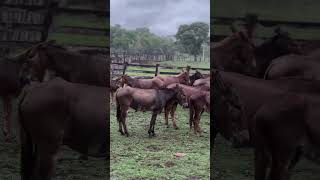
xmin=122 ymin=62 xmax=128 ymax=75
xmin=155 ymin=64 xmax=160 ymax=76
xmin=186 ymin=65 xmax=191 ymax=73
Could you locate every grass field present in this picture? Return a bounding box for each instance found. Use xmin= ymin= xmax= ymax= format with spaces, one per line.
xmin=212 ymin=135 xmax=320 ymax=180
xmin=110 ymin=105 xmax=210 ymax=180
xmin=0 ymin=101 xmax=107 ymax=179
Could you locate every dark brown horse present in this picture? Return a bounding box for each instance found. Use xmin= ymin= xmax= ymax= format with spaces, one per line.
xmin=212 ymin=28 xmax=256 ymax=76
xmin=252 ymin=93 xmax=320 ymax=180
xmin=155 ymin=70 xmax=190 ymax=86
xmin=212 ymin=70 xmax=320 ymax=147
xmin=110 ymin=77 xmax=123 ymax=104
xmin=121 ymin=74 xmax=164 ymax=89
xmin=254 ymin=28 xmax=302 ymax=77
xmin=116 ymin=85 xmax=188 ymax=137
xmin=264 ymin=54 xmax=320 ymax=80
xmin=0 ymin=54 xmax=30 ymax=142
xmin=20 ymin=78 xmax=108 ymax=180
xmin=189 ymin=70 xmax=203 ymax=85
xmin=23 ymin=41 xmax=108 ymax=87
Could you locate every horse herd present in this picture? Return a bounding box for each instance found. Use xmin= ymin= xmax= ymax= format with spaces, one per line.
xmin=111 ymin=69 xmax=210 ymax=137
xmin=213 ymin=25 xmax=320 ymax=180
xmin=1 ymin=24 xmax=319 ymax=180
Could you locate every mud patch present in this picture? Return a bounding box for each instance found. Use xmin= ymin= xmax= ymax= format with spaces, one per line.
xmin=164 ymin=161 xmax=175 ymax=168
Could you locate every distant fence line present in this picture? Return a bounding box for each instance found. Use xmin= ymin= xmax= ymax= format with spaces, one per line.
xmin=212 ymin=16 xmax=320 ymax=41
xmin=111 ymin=62 xmax=210 ymax=78
xmin=0 ymin=0 xmax=108 ymax=56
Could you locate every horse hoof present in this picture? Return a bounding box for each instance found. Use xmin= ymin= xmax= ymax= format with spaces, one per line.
xmin=126 ymin=133 xmax=130 ymax=137
xmin=174 ymin=126 xmax=179 ymax=130
xmin=167 ymin=125 xmax=170 ymax=128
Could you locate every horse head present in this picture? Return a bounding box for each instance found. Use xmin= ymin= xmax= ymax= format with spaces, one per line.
xmin=271 ymin=27 xmax=302 ymax=55
xmin=212 ymin=70 xmax=247 ymax=144
xmin=177 ymin=69 xmax=190 ymax=85
xmin=174 ymin=84 xmax=188 ymax=108
xmin=23 ymin=40 xmax=57 ymax=81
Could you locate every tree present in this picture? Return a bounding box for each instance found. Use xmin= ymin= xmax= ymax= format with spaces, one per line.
xmin=175 ymin=22 xmax=209 ymax=61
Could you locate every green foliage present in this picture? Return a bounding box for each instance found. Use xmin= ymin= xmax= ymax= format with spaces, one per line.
xmin=175 ymin=22 xmax=209 ymax=61
xmin=111 ymin=25 xmax=175 ymax=55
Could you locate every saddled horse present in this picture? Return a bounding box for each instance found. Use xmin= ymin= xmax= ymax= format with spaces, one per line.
xmin=253 ymin=93 xmax=320 ymax=180
xmin=115 ymin=85 xmax=188 ymax=137
xmin=155 ymin=70 xmax=190 ymax=86
xmin=264 ymin=54 xmax=320 ymax=80
xmin=254 ymin=28 xmax=302 ymax=77
xmin=23 ymin=41 xmax=108 ymax=86
xmin=121 ymin=74 xmax=164 ymax=89
xmin=212 ymin=27 xmax=256 ymax=76
xmin=19 ymin=77 xmax=108 ymax=180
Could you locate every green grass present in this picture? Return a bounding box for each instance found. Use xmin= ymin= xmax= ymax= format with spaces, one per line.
xmin=111 ymin=106 xmax=210 ymax=180
xmin=212 ymin=135 xmax=320 ymax=180
xmin=48 ymin=33 xmax=108 ymax=47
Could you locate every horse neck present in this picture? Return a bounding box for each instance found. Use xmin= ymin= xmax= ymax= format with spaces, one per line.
xmin=46 ymin=47 xmax=80 ymax=71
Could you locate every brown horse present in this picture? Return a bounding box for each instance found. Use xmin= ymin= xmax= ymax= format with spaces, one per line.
xmin=252 ymin=93 xmax=320 ymax=180
xmin=19 ymin=78 xmax=108 ymax=180
xmin=23 ymin=41 xmax=108 ymax=87
xmin=116 ymin=85 xmax=188 ymax=137
xmin=121 ymin=74 xmax=164 ymax=89
xmin=110 ymin=77 xmax=123 ymax=104
xmin=0 ymin=54 xmax=30 ymax=142
xmin=264 ymin=54 xmax=320 ymax=80
xmin=164 ymin=83 xmax=201 ymax=129
xmin=212 ymin=70 xmax=320 ymax=147
xmin=189 ymin=70 xmax=203 ymax=85
xmin=189 ymin=90 xmax=210 ymax=135
xmin=155 ymin=70 xmax=190 ymax=86
xmin=193 ymin=76 xmax=210 ymax=90
xmin=212 ymin=27 xmax=256 ymax=76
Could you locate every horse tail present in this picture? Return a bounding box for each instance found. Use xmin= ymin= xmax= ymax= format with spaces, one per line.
xmin=19 ymin=87 xmax=34 ymax=179
xmin=115 ymin=88 xmax=121 ymax=122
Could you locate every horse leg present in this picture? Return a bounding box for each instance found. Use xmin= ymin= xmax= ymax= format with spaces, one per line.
xmin=268 ymin=150 xmax=293 ymax=180
xmin=34 ymin=145 xmax=60 ymax=180
xmin=171 ymin=103 xmax=178 ymax=129
xmin=164 ymin=103 xmax=171 ymax=128
xmin=254 ymin=148 xmax=268 ymax=180
xmin=194 ymin=107 xmax=203 ymax=135
xmin=148 ymin=113 xmax=157 ymax=137
xmin=116 ymin=102 xmax=124 ymax=135
xmin=3 ymin=96 xmax=12 ymax=142
xmin=189 ymin=105 xmax=194 ymax=130
xmin=121 ymin=107 xmax=129 ymax=137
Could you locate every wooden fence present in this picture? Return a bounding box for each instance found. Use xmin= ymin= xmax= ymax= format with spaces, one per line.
xmin=111 ymin=62 xmax=210 ymax=78
xmin=0 ymin=0 xmax=108 ymax=57
xmin=212 ymin=15 xmax=320 ymax=42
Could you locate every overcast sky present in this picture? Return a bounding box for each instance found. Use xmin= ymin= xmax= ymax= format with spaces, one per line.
xmin=111 ymin=0 xmax=210 ymax=36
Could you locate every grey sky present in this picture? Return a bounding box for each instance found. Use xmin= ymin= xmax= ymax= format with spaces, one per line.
xmin=111 ymin=0 xmax=210 ymax=36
